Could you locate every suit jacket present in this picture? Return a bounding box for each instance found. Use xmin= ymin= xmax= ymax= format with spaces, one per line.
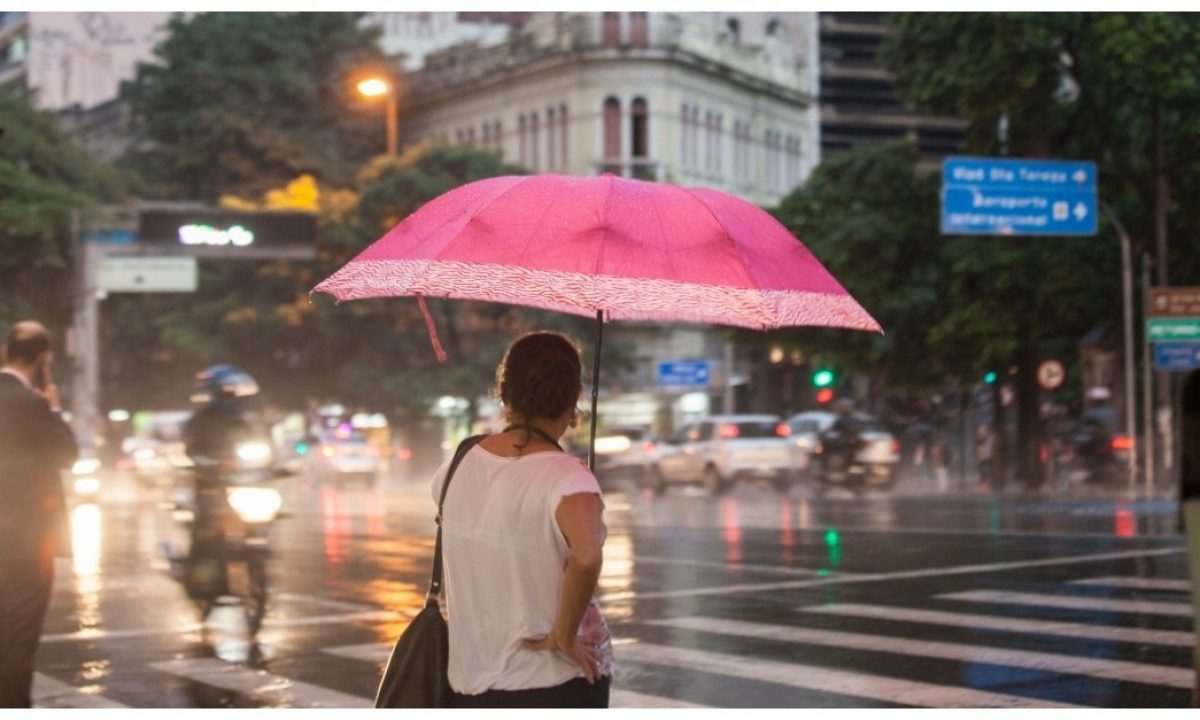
xmin=0 ymin=372 xmax=79 ymax=559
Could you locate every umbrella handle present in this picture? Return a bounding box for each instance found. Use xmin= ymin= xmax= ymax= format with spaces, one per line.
xmin=588 ymin=310 xmax=603 ymax=472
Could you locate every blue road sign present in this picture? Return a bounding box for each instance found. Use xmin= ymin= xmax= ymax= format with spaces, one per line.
xmin=1153 ymin=342 xmax=1200 ymax=372
xmin=941 ymin=156 xmax=1098 ymax=236
xmin=658 ymin=360 xmax=710 ymax=387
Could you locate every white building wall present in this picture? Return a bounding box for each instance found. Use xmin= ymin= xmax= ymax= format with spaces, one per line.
xmin=25 ymin=12 xmax=169 ymax=110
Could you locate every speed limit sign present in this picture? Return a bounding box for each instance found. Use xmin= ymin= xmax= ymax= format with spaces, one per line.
xmin=1037 ymin=359 xmax=1065 ymax=391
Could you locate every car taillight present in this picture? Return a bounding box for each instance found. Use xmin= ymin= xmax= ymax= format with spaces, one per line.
xmin=890 ymin=440 xmax=901 ymax=455
xmin=642 ymin=441 xmax=656 ymax=455
xmin=1111 ymin=435 xmax=1134 ymax=451
xmin=718 ymin=424 xmax=740 ymax=439
xmin=396 ymin=448 xmax=414 ymax=460
xmin=776 ymin=424 xmax=791 ymax=438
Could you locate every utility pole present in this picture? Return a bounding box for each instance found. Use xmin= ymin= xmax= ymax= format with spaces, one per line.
xmin=1143 ymin=253 xmax=1156 ymax=493
xmin=1104 ymin=205 xmax=1139 ymax=489
xmin=1153 ymin=104 xmax=1173 ymax=480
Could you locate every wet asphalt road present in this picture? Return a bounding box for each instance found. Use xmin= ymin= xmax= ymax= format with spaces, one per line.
xmin=31 ymin=468 xmax=1197 ymax=709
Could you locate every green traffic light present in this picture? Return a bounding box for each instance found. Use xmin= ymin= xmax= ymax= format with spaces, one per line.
xmin=824 ymin=528 xmax=840 ymax=547
xmin=812 ymin=369 xmax=835 ymax=388
xmin=984 ymin=371 xmax=997 ymax=384
xmin=295 ymin=441 xmax=309 ymax=456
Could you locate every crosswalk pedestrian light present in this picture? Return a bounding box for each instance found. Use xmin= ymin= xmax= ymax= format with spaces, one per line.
xmin=984 ymin=371 xmax=997 ymax=384
xmin=812 ymin=369 xmax=836 ymax=388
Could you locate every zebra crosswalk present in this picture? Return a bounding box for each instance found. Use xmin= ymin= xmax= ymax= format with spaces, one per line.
xmin=32 ymin=571 xmax=1196 ymax=708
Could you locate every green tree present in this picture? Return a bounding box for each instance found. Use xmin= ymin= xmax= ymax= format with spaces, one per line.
xmin=0 ymin=86 xmax=128 ymax=330
xmin=120 ymin=12 xmax=390 ymax=202
xmin=880 ymin=12 xmax=1200 ymax=485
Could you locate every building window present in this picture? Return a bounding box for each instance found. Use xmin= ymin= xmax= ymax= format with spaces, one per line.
xmin=704 ymin=111 xmax=715 ymax=175
xmin=518 ymin=114 xmax=528 ymax=166
xmin=482 ymin=122 xmax=491 ymax=149
xmin=629 ymin=12 xmax=648 ymax=47
xmin=530 ymin=112 xmax=540 ymax=171
xmin=547 ymin=106 xmax=557 ymax=170
xmin=764 ymin=129 xmax=778 ymax=190
xmin=689 ymin=106 xmax=701 ymax=172
xmin=602 ymin=12 xmax=620 ymax=47
xmin=713 ymin=112 xmax=723 ymax=178
xmin=726 ymin=17 xmax=740 ymax=43
xmin=603 ymin=96 xmax=622 ymax=161
xmin=680 ymin=103 xmax=690 ymax=173
xmin=786 ymin=135 xmax=802 ymax=190
xmin=559 ymin=103 xmax=569 ymax=170
xmin=766 ymin=18 xmax=781 ymax=36
xmin=631 ymin=98 xmax=648 ymax=158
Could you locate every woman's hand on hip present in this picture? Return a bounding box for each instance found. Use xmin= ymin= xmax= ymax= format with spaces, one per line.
xmin=522 ymin=633 xmax=601 ymax=684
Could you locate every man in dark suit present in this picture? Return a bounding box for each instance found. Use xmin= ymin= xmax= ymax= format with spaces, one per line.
xmin=0 ymin=321 xmax=78 ymax=707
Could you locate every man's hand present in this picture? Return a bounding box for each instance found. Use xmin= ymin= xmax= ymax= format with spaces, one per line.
xmin=522 ymin=632 xmax=602 ymax=684
xmin=38 ymin=364 xmax=62 ymax=412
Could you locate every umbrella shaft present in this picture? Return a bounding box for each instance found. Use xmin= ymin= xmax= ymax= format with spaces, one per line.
xmin=588 ymin=310 xmax=603 ymax=472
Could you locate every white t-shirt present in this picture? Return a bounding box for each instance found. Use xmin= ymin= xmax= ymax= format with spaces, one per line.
xmin=431 ymin=444 xmax=609 ymax=695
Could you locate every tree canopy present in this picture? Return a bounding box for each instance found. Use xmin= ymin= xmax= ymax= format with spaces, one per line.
xmin=120 ymin=12 xmax=391 ymax=202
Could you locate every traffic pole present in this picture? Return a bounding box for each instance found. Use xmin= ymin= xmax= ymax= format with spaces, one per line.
xmin=1105 ymin=205 xmax=1139 ymax=491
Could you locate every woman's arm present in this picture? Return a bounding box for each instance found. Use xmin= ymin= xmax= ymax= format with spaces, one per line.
xmin=523 ymin=491 xmax=605 ymax=682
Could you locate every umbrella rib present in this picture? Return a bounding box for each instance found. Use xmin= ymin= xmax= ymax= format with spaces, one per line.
xmin=675 ymin=185 xmax=775 ymax=325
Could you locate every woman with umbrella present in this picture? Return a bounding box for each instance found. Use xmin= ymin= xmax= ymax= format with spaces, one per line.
xmin=434 ymin=332 xmax=613 ymax=708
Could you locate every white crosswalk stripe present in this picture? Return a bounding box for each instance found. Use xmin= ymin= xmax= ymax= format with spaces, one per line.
xmin=32 ymin=673 xmax=131 ymax=708
xmin=1069 ymin=576 xmax=1193 ymax=593
xmin=938 ymin=590 xmax=1195 ymax=618
xmin=802 ymin=602 xmax=1196 ymax=648
xmin=649 ymin=616 xmax=1193 ymax=689
xmin=150 ymin=658 xmax=371 ymax=708
xmin=616 ymin=641 xmax=1082 ymax=708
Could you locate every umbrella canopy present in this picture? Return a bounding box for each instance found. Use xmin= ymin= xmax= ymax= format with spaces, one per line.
xmin=314 ymin=173 xmax=880 ymax=333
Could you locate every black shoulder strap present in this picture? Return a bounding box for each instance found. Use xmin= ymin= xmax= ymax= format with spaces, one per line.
xmin=428 ymin=434 xmax=486 ymax=600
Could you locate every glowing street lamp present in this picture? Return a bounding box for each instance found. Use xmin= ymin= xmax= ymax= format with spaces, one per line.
xmin=356 ymin=76 xmax=397 ymax=156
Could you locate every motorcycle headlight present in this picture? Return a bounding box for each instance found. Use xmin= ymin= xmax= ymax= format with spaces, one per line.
xmin=235 ymin=441 xmax=273 ymax=467
xmin=73 ymin=458 xmax=102 ymax=476
xmin=226 ymin=487 xmax=283 ymax=524
xmin=73 ymin=476 xmax=101 ymax=496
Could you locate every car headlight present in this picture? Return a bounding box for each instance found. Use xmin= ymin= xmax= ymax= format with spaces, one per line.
xmin=73 ymin=477 xmax=101 ymax=495
xmin=73 ymin=458 xmax=102 ymax=475
xmin=225 ymin=487 xmax=283 ymax=524
xmin=235 ymin=441 xmax=273 ymax=466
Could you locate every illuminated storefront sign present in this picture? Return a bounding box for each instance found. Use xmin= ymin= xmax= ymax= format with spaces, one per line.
xmin=178 ymin=223 xmax=255 ymax=247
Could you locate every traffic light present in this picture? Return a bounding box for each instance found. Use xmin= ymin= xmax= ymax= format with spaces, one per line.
xmin=816 ymin=388 xmax=835 ymax=404
xmin=812 ymin=369 xmax=836 ymax=388
xmin=295 ymin=441 xmax=309 ymax=456
xmin=984 ymin=371 xmax=997 ymax=384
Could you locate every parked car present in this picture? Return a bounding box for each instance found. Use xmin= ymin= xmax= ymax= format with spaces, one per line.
xmin=648 ymin=414 xmax=794 ymax=495
xmin=787 ymin=410 xmax=901 ymax=491
xmin=309 ymin=430 xmax=381 ymax=485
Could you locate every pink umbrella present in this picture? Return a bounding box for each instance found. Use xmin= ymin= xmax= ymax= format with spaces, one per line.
xmin=314 ymin=173 xmax=880 ymax=466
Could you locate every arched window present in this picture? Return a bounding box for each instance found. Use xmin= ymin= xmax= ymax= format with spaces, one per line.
xmin=726 ymin=17 xmax=740 ymax=43
xmin=494 ymin=120 xmax=503 ymax=154
xmin=631 ymin=97 xmax=648 ymax=158
xmin=713 ymin=113 xmax=723 ymax=178
xmin=766 ymin=18 xmax=781 ymax=36
xmin=559 ymin=103 xmax=569 ymax=170
xmin=603 ymin=97 xmax=622 ymax=161
xmin=680 ymin=103 xmax=690 ymax=173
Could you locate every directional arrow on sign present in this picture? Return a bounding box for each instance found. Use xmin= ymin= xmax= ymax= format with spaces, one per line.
xmin=1073 ymin=169 xmax=1088 ymax=184
xmin=1073 ymin=203 xmax=1088 ymax=220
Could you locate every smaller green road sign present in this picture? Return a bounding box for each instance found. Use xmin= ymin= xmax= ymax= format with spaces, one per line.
xmin=1147 ymin=317 xmax=1200 ymax=342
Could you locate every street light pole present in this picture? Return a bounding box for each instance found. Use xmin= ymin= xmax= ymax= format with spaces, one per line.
xmin=386 ymin=92 xmax=398 ymax=157
xmin=1103 ymin=204 xmax=1138 ymax=490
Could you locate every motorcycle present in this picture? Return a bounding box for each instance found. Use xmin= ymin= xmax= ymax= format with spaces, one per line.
xmin=1061 ymin=419 xmax=1133 ymax=487
xmin=162 ymin=437 xmax=289 ymax=635
xmin=808 ymin=419 xmax=896 ymax=495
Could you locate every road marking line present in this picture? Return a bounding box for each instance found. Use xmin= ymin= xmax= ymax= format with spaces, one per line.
xmin=601 ymin=547 xmax=1184 ymax=602
xmin=41 ymin=610 xmax=398 ymax=644
xmin=32 ymin=673 xmax=130 ymax=709
xmin=938 ymin=590 xmax=1195 ymax=618
xmin=651 ymin=616 xmax=1193 ymax=690
xmin=802 ymin=602 xmax=1196 ymax=648
xmin=324 ymin=643 xmax=391 ymax=664
xmin=632 ymin=555 xmax=846 ymax=577
xmin=1069 ymin=576 xmax=1192 ymax=593
xmin=617 ymin=642 xmax=1081 ymax=708
xmin=323 ymin=643 xmax=707 ymax=708
xmin=274 ymin=592 xmax=384 ymax=612
xmin=150 ymin=658 xmax=370 ymax=708
xmin=611 ymin=689 xmax=711 ymax=708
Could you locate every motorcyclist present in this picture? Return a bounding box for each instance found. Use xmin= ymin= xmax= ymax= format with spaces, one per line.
xmin=179 ymin=365 xmax=265 ymax=598
xmin=817 ymin=399 xmax=864 ymax=475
